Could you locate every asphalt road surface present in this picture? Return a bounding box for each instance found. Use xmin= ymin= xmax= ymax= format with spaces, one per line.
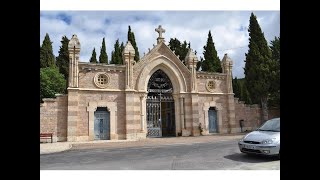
xmin=40 ymin=139 xmax=280 ymax=170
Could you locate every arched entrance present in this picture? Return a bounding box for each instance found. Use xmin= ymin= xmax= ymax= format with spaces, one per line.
xmin=146 ymin=69 xmax=176 ymax=137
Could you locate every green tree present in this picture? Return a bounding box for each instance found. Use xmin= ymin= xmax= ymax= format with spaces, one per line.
xmin=127 ymin=26 xmax=140 ymax=62
xmin=241 ymin=83 xmax=252 ymax=105
xmin=99 ymin=37 xmax=108 ymax=64
xmin=202 ymin=31 xmax=222 ymax=72
xmin=40 ymin=33 xmax=56 ymax=68
xmin=168 ymin=38 xmax=189 ymax=64
xmin=40 ymin=67 xmax=66 ymax=102
xmin=233 ymin=77 xmax=241 ymax=99
xmin=244 ymin=13 xmax=273 ymax=121
xmin=120 ymin=42 xmax=124 ymax=63
xmin=268 ymin=36 xmax=280 ymax=108
xmin=110 ymin=39 xmax=122 ymax=64
xmin=56 ymin=36 xmax=69 ymax=80
xmin=196 ymin=57 xmax=203 ymax=71
xmin=89 ymin=48 xmax=97 ymax=63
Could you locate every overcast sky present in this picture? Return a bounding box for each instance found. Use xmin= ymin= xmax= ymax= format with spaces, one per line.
xmin=40 ymin=11 xmax=279 ymax=78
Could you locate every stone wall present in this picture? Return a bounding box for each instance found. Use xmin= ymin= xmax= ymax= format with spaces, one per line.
xmin=197 ymin=74 xmax=227 ymax=93
xmin=78 ymin=63 xmax=125 ymax=90
xmin=40 ymin=95 xmax=68 ymax=142
xmin=234 ymin=98 xmax=261 ymax=132
xmin=197 ymin=95 xmax=229 ymax=134
xmin=234 ymin=98 xmax=281 ymax=132
xmin=77 ymin=91 xmax=127 ymax=140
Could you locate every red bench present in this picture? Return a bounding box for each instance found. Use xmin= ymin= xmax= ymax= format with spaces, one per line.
xmin=40 ymin=133 xmax=53 ymax=143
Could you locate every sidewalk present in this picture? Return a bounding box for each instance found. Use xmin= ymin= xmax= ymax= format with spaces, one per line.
xmin=40 ymin=133 xmax=245 ymax=155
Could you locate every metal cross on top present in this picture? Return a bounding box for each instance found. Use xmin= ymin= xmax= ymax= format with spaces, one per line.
xmin=155 ymin=25 xmax=165 ymax=38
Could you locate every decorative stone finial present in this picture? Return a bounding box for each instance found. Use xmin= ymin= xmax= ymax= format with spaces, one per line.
xmin=222 ymin=53 xmax=232 ymax=62
xmin=123 ymin=41 xmax=135 ymax=56
xmin=68 ymin=34 xmax=81 ymax=50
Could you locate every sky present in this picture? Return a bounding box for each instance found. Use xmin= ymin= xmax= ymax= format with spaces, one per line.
xmin=40 ymin=11 xmax=279 ymax=78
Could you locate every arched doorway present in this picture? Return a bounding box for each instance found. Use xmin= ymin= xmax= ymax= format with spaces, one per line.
xmin=146 ymin=69 xmax=176 ymax=137
xmin=94 ymin=107 xmax=110 ymax=140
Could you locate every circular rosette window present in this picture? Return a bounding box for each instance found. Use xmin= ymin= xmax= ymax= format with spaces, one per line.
xmin=94 ymin=72 xmax=110 ymax=88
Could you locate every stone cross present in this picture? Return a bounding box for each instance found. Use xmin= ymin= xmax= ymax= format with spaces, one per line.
xmin=155 ymin=25 xmax=165 ymax=38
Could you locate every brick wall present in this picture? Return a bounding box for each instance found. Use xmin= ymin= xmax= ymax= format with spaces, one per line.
xmin=40 ymin=95 xmax=68 ymax=142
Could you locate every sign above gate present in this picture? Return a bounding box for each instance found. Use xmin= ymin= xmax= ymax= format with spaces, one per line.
xmin=148 ymin=88 xmax=172 ymax=93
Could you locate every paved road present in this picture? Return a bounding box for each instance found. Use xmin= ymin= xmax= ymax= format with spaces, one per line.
xmin=40 ymin=139 xmax=280 ymax=170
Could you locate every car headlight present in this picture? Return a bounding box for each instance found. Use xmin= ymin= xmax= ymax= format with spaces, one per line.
xmin=261 ymin=138 xmax=276 ymax=144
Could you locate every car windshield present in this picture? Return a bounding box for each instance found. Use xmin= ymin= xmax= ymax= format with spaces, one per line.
xmin=258 ymin=118 xmax=280 ymax=132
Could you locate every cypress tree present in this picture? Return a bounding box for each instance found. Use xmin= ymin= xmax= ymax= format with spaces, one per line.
xmin=110 ymin=39 xmax=122 ymax=64
xmin=40 ymin=33 xmax=56 ymax=68
xmin=233 ymin=77 xmax=241 ymax=99
xmin=120 ymin=42 xmax=124 ymax=64
xmin=127 ymin=26 xmax=140 ymax=62
xmin=244 ymin=13 xmax=273 ymax=121
xmin=202 ymin=31 xmax=222 ymax=72
xmin=99 ymin=37 xmax=108 ymax=64
xmin=56 ymin=36 xmax=69 ymax=80
xmin=89 ymin=48 xmax=97 ymax=63
xmin=268 ymin=36 xmax=280 ymax=108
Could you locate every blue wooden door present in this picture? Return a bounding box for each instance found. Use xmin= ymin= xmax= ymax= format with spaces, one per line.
xmin=94 ymin=110 xmax=110 ymax=140
xmin=208 ymin=108 xmax=217 ymax=133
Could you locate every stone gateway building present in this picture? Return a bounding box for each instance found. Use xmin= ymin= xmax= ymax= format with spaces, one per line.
xmin=40 ymin=26 xmax=268 ymax=142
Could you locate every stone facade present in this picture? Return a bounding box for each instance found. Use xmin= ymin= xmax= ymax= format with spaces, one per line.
xmin=40 ymin=26 xmax=278 ymax=142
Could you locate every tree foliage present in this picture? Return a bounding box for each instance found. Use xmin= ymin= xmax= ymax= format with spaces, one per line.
xmin=110 ymin=39 xmax=122 ymax=64
xmin=201 ymin=31 xmax=222 ymax=72
xmin=244 ymin=13 xmax=273 ymax=120
xmin=40 ymin=33 xmax=56 ymax=68
xmin=232 ymin=77 xmax=252 ymax=104
xmin=128 ymin=26 xmax=140 ymax=62
xmin=99 ymin=37 xmax=108 ymax=64
xmin=196 ymin=57 xmax=204 ymax=71
xmin=268 ymin=36 xmax=280 ymax=108
xmin=233 ymin=77 xmax=241 ymax=99
xmin=168 ymin=38 xmax=189 ymax=64
xmin=89 ymin=48 xmax=97 ymax=63
xmin=56 ymin=36 xmax=69 ymax=80
xmin=120 ymin=42 xmax=124 ymax=63
xmin=40 ymin=67 xmax=66 ymax=102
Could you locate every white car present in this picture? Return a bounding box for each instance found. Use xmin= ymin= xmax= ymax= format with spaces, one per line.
xmin=238 ymin=118 xmax=280 ymax=159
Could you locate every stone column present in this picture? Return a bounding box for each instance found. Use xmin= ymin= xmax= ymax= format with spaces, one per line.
xmin=68 ymin=34 xmax=80 ymax=88
xmin=179 ymin=95 xmax=185 ymax=130
xmin=140 ymin=94 xmax=147 ymax=132
xmin=67 ymin=89 xmax=79 ymax=142
xmin=222 ymin=54 xmax=236 ymax=133
xmin=191 ymin=93 xmax=200 ymax=136
xmin=123 ymin=41 xmax=135 ymax=90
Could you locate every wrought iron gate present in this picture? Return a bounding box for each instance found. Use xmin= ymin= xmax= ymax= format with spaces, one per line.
xmin=146 ymin=69 xmax=175 ymax=137
xmin=146 ymin=95 xmax=175 ymax=137
xmin=146 ymin=96 xmax=162 ymax=137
